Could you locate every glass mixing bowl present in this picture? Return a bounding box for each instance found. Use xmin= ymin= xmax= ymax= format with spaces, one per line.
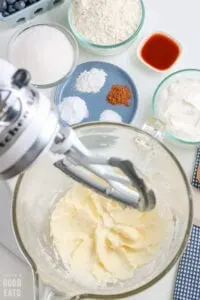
xmin=67 ymin=0 xmax=145 ymax=56
xmin=13 ymin=123 xmax=193 ymax=300
xmin=8 ymin=23 xmax=79 ymax=89
xmin=152 ymin=69 xmax=200 ymax=146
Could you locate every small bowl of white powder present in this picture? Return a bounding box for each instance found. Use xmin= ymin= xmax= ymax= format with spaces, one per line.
xmin=8 ymin=23 xmax=79 ymax=88
xmin=67 ymin=0 xmax=145 ymax=56
xmin=152 ymin=69 xmax=200 ymax=145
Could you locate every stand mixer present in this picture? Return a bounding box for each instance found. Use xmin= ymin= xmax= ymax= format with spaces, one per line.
xmin=0 ymin=59 xmax=193 ymax=299
xmin=0 ymin=58 xmax=155 ymax=212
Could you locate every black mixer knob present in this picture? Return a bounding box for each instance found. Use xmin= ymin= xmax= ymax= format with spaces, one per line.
xmin=12 ymin=69 xmax=31 ymax=89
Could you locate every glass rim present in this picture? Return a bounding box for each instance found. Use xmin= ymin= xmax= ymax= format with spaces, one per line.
xmin=12 ymin=122 xmax=193 ymax=299
xmin=152 ymin=68 xmax=200 ymax=145
xmin=67 ymin=0 xmax=145 ymax=49
xmin=7 ymin=22 xmax=79 ymax=89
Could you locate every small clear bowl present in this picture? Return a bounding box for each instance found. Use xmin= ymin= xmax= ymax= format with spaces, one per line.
xmin=7 ymin=23 xmax=79 ymax=89
xmin=152 ymin=69 xmax=200 ymax=146
xmin=67 ymin=0 xmax=145 ymax=56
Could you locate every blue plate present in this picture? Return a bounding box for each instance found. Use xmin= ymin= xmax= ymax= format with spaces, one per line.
xmin=54 ymin=61 xmax=138 ymax=125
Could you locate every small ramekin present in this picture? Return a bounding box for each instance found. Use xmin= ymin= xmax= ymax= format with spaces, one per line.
xmin=137 ymin=32 xmax=182 ymax=72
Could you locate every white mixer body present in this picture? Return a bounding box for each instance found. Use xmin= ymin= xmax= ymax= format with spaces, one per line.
xmin=0 ymin=59 xmax=59 ymax=178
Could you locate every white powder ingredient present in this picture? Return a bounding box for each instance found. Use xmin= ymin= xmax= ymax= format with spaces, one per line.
xmin=75 ymin=68 xmax=107 ymax=93
xmin=100 ymin=110 xmax=122 ymax=122
xmin=9 ymin=26 xmax=74 ymax=86
xmin=157 ymin=78 xmax=200 ymax=141
xmin=72 ymin=0 xmax=142 ymax=45
xmin=59 ymin=97 xmax=89 ymax=125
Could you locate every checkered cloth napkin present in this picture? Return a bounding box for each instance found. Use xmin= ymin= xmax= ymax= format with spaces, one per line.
xmin=173 ymin=147 xmax=200 ymax=300
xmin=173 ymin=225 xmax=200 ymax=300
xmin=191 ymin=147 xmax=200 ymax=190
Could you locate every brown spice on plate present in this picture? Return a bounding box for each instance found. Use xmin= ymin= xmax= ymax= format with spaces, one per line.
xmin=197 ymin=164 xmax=200 ymax=183
xmin=107 ymin=85 xmax=131 ymax=106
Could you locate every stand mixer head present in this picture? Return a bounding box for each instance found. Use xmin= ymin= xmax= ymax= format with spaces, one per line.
xmin=0 ymin=59 xmax=155 ymax=211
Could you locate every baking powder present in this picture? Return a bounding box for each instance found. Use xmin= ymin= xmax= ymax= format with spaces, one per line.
xmin=72 ymin=0 xmax=142 ymax=45
xmin=75 ymin=68 xmax=107 ymax=93
xmin=100 ymin=110 xmax=122 ymax=122
xmin=9 ymin=25 xmax=75 ymax=86
xmin=59 ymin=96 xmax=89 ymax=125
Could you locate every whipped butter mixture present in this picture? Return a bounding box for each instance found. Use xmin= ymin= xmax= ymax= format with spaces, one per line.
xmin=50 ymin=184 xmax=166 ymax=284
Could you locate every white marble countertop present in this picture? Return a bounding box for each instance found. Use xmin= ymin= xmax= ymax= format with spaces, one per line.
xmin=0 ymin=0 xmax=200 ymax=298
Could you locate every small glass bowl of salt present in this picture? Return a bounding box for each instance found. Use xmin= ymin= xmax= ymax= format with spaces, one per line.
xmin=7 ymin=23 xmax=79 ymax=88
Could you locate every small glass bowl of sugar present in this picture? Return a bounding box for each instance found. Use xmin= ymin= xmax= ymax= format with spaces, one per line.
xmin=8 ymin=23 xmax=79 ymax=88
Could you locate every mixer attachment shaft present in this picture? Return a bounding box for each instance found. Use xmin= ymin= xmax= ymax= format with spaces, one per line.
xmin=53 ymin=128 xmax=156 ymax=212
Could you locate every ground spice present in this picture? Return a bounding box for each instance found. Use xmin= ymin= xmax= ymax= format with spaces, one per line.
xmin=107 ymin=85 xmax=131 ymax=106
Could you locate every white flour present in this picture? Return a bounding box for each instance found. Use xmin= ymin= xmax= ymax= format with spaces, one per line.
xmin=72 ymin=0 xmax=142 ymax=45
xmin=75 ymin=68 xmax=107 ymax=93
xmin=100 ymin=110 xmax=122 ymax=122
xmin=157 ymin=78 xmax=200 ymax=141
xmin=9 ymin=25 xmax=74 ymax=86
xmin=59 ymin=96 xmax=89 ymax=125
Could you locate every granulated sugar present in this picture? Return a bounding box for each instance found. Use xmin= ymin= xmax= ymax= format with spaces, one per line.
xmin=9 ymin=25 xmax=75 ymax=86
xmin=75 ymin=68 xmax=107 ymax=93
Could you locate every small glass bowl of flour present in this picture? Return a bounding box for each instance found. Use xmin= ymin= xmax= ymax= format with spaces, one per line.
xmin=152 ymin=69 xmax=200 ymax=145
xmin=67 ymin=0 xmax=145 ymax=56
xmin=8 ymin=23 xmax=79 ymax=88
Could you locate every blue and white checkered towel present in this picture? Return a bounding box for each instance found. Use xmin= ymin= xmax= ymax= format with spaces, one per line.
xmin=173 ymin=225 xmax=200 ymax=300
xmin=174 ymin=147 xmax=200 ymax=300
xmin=191 ymin=146 xmax=200 ymax=190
